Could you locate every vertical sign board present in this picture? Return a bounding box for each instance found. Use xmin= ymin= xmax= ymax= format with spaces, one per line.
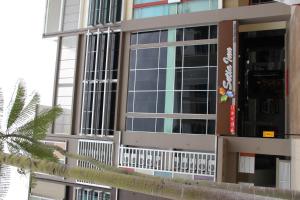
xmin=217 ymin=20 xmax=238 ymax=135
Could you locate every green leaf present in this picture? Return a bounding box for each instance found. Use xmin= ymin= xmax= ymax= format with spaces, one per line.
xmin=220 ymin=95 xmax=228 ymax=102
xmin=15 ymin=106 xmax=62 ymax=140
xmin=7 ymin=82 xmax=26 ymax=129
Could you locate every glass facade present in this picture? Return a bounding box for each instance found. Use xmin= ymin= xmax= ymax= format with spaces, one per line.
xmin=133 ymin=0 xmax=218 ymax=19
xmin=81 ymin=32 xmax=120 ymax=135
xmin=88 ymin=0 xmax=122 ymax=25
xmin=127 ymin=25 xmax=217 ymax=135
xmin=75 ymin=188 xmax=111 ymax=200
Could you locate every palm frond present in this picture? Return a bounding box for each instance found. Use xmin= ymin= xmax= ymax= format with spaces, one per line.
xmin=6 ymin=81 xmax=26 ymax=130
xmin=12 ymin=140 xmax=58 ymax=161
xmin=0 ymin=87 xmax=4 ymax=130
xmin=7 ymin=93 xmax=40 ymax=134
xmin=13 ymin=106 xmax=62 ymax=140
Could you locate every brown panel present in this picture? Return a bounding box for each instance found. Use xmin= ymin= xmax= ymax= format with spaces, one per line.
xmin=122 ymin=132 xmax=215 ymax=152
xmin=216 ymin=20 xmax=238 ymax=136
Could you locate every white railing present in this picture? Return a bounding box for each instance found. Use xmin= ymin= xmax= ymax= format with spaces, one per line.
xmin=119 ymin=147 xmax=215 ymax=177
xmin=77 ymin=140 xmax=114 ymax=187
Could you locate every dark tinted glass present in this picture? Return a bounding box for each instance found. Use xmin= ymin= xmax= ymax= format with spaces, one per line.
xmin=126 ymin=118 xmax=133 ymax=131
xmin=184 ymin=26 xmax=209 ymax=41
xmin=131 ymin=33 xmax=137 ymax=45
xmin=176 ymin=28 xmax=184 ymax=41
xmin=128 ymin=70 xmax=135 ymax=91
xmin=133 ymin=118 xmax=156 ymax=132
xmin=172 ymin=119 xmax=181 ymax=133
xmin=127 ymin=92 xmax=134 ymax=112
xmin=138 ymin=31 xmax=160 ymax=44
xmin=134 ymin=92 xmax=157 ymax=113
xmin=135 ymin=69 xmax=158 ymax=90
xmin=136 ymin=48 xmax=159 ymax=69
xmin=209 ymin=44 xmax=217 ymax=66
xmin=159 ymin=47 xmax=167 ymax=68
xmin=173 ymin=91 xmax=181 ymax=113
xmin=209 ymin=67 xmax=216 ymax=90
xmin=183 ymin=68 xmax=208 ymax=90
xmin=182 ymin=91 xmax=207 ymax=114
xmin=184 ymin=45 xmax=208 ymax=67
xmin=181 ymin=119 xmax=206 ymax=134
xmin=207 ymin=120 xmax=215 ymax=134
xmin=175 ymin=69 xmax=182 ymax=90
xmin=210 ymin=25 xmax=217 ymax=39
xmin=158 ymin=69 xmax=166 ymax=90
xmin=176 ymin=46 xmax=183 ymax=67
xmin=208 ymin=91 xmax=216 ymax=114
xmin=130 ymin=50 xmax=136 ymax=69
xmin=160 ymin=30 xmax=168 ymax=43
xmin=156 ymin=118 xmax=164 ymax=132
xmin=157 ymin=91 xmax=165 ymax=113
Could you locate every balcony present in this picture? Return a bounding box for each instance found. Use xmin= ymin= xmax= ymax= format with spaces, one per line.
xmin=119 ymin=146 xmax=216 ymax=178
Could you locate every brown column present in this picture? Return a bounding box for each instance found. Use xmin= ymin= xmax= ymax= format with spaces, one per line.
xmin=289 ymin=5 xmax=300 ymax=191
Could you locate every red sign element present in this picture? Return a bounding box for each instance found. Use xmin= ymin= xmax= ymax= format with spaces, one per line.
xmin=230 ymin=105 xmax=235 ymax=134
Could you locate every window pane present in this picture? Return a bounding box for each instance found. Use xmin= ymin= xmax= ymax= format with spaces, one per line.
xmin=134 ymin=92 xmax=157 ymax=113
xmin=207 ymin=120 xmax=215 ymax=134
xmin=133 ymin=118 xmax=156 ymax=132
xmin=210 ymin=25 xmax=218 ymax=39
xmin=138 ymin=31 xmax=160 ymax=44
xmin=135 ymin=69 xmax=158 ymax=90
xmin=131 ymin=33 xmax=137 ymax=45
xmin=157 ymin=91 xmax=165 ymax=113
xmin=175 ymin=68 xmax=182 ymax=90
xmin=160 ymin=30 xmax=168 ymax=43
xmin=181 ymin=119 xmax=206 ymax=134
xmin=209 ymin=44 xmax=217 ymax=66
xmin=159 ymin=47 xmax=167 ymax=68
xmin=184 ymin=26 xmax=209 ymax=41
xmin=183 ymin=68 xmax=208 ymax=90
xmin=182 ymin=91 xmax=207 ymax=114
xmin=126 ymin=118 xmax=133 ymax=131
xmin=173 ymin=91 xmax=181 ymax=113
xmin=172 ymin=119 xmax=181 ymax=133
xmin=130 ymin=50 xmax=136 ymax=69
xmin=156 ymin=118 xmax=164 ymax=132
xmin=176 ymin=46 xmax=183 ymax=67
xmin=176 ymin=28 xmax=184 ymax=41
xmin=127 ymin=92 xmax=134 ymax=112
xmin=184 ymin=45 xmax=208 ymax=67
xmin=209 ymin=67 xmax=216 ymax=90
xmin=208 ymin=91 xmax=216 ymax=114
xmin=158 ymin=69 xmax=166 ymax=90
xmin=136 ymin=48 xmax=159 ymax=69
xmin=128 ymin=70 xmax=135 ymax=91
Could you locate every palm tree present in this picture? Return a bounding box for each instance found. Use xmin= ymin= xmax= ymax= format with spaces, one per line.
xmin=0 ymin=152 xmax=299 ymax=200
xmin=0 ymin=81 xmax=62 ymax=161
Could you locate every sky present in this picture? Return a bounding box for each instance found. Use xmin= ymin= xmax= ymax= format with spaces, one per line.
xmin=0 ymin=0 xmax=57 ymax=199
xmin=0 ymin=0 xmax=57 ymax=107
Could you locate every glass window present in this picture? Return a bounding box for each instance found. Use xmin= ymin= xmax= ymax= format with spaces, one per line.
xmin=134 ymin=92 xmax=157 ymax=113
xmin=210 ymin=25 xmax=218 ymax=39
xmin=133 ymin=118 xmax=156 ymax=132
xmin=156 ymin=118 xmax=164 ymax=132
xmin=135 ymin=69 xmax=158 ymax=90
xmin=181 ymin=119 xmax=207 ymax=134
xmin=159 ymin=47 xmax=167 ymax=68
xmin=209 ymin=44 xmax=217 ymax=66
xmin=182 ymin=91 xmax=207 ymax=114
xmin=184 ymin=26 xmax=209 ymax=41
xmin=138 ymin=31 xmax=160 ymax=44
xmin=207 ymin=120 xmax=215 ymax=134
xmin=209 ymin=67 xmax=216 ymax=90
xmin=184 ymin=45 xmax=208 ymax=67
xmin=183 ymin=68 xmax=208 ymax=90
xmin=136 ymin=48 xmax=159 ymax=69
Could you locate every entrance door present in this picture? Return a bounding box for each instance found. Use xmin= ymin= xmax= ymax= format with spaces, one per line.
xmin=238 ymin=30 xmax=285 ymax=138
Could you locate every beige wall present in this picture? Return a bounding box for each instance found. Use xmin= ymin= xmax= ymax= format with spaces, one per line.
xmin=289 ymin=5 xmax=300 ymax=190
xmin=31 ymin=180 xmax=66 ymax=200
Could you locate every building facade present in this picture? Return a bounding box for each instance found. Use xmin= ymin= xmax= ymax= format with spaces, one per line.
xmin=31 ymin=0 xmax=300 ymax=199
